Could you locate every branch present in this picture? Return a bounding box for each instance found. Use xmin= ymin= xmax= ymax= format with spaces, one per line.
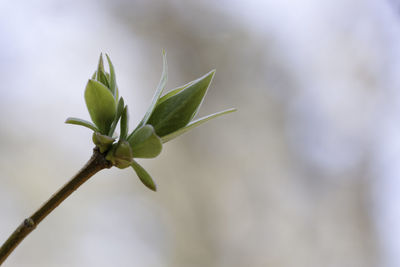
xmin=0 ymin=147 xmax=112 ymax=265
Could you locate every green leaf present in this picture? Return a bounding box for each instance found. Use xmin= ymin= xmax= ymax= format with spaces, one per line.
xmin=65 ymin=117 xmax=99 ymax=132
xmin=106 ymin=141 xmax=133 ymax=169
xmin=92 ymin=132 xmax=115 ymax=153
xmin=97 ymin=70 xmax=110 ymax=89
xmin=161 ymin=108 xmax=236 ymax=143
xmin=136 ymin=50 xmax=168 ymax=129
xmin=114 ymin=141 xmax=132 ymax=159
xmin=108 ymin=97 xmax=125 ymax=136
xmin=105 ymin=54 xmax=117 ymax=98
xmin=84 ymin=79 xmax=116 ymax=135
xmin=120 ymin=106 xmax=128 ymax=140
xmin=131 ymin=160 xmax=157 ymax=191
xmin=114 ymin=141 xmax=133 ymax=168
xmin=128 ymin=125 xmax=162 ymax=158
xmin=96 ymin=53 xmax=105 ymax=80
xmin=147 ymin=70 xmax=215 ymax=137
xmin=105 ymin=72 xmax=111 ymax=84
xmin=156 ymin=80 xmax=194 ymax=105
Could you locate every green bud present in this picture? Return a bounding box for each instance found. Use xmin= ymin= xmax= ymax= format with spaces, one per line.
xmin=92 ymin=132 xmax=115 ymax=153
xmin=131 ymin=160 xmax=157 ymax=191
xmin=84 ymin=79 xmax=116 ymax=135
xmin=66 ymin=51 xmax=236 ymax=192
xmin=128 ymin=125 xmax=162 ymax=158
xmin=106 ymin=141 xmax=133 ymax=169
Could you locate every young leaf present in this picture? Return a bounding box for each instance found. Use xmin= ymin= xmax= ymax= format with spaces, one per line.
xmin=92 ymin=132 xmax=115 ymax=153
xmin=65 ymin=117 xmax=99 ymax=132
xmin=120 ymin=106 xmax=129 ymax=140
xmin=136 ymin=50 xmax=168 ymax=130
xmin=113 ymin=141 xmax=133 ymax=169
xmin=128 ymin=125 xmax=162 ymax=158
xmin=97 ymin=70 xmax=110 ymax=89
xmin=105 ymin=141 xmax=133 ymax=169
xmin=105 ymin=54 xmax=117 ymax=97
xmin=114 ymin=141 xmax=133 ymax=159
xmin=147 ymin=70 xmax=215 ymax=137
xmin=161 ymin=108 xmax=236 ymax=143
xmin=84 ymin=79 xmax=116 ymax=135
xmin=105 ymin=72 xmax=111 ymax=85
xmin=108 ymin=97 xmax=125 ymax=136
xmin=96 ymin=53 xmax=105 ymax=80
xmin=156 ymin=80 xmax=194 ymax=105
xmin=131 ymin=160 xmax=157 ymax=191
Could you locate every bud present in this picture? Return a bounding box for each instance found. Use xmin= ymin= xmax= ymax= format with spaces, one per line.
xmin=127 ymin=125 xmax=162 ymax=158
xmin=106 ymin=141 xmax=133 ymax=169
xmin=92 ymin=132 xmax=115 ymax=153
xmin=84 ymin=79 xmax=116 ymax=135
xmin=66 ymin=51 xmax=236 ymax=191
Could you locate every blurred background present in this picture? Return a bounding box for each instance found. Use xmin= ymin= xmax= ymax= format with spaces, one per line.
xmin=0 ymin=0 xmax=399 ymax=266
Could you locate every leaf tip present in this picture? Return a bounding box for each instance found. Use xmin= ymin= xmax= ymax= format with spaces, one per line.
xmin=209 ymin=69 xmax=216 ymax=78
xmin=201 ymin=69 xmax=216 ymax=84
xmin=105 ymin=53 xmax=112 ymax=65
xmin=149 ymin=184 xmax=157 ymax=192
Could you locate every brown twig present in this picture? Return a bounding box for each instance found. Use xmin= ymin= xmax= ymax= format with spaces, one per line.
xmin=0 ymin=147 xmax=112 ymax=265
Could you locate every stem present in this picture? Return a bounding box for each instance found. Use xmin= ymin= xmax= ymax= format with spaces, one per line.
xmin=0 ymin=147 xmax=112 ymax=265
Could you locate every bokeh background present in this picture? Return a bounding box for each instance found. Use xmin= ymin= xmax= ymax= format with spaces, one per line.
xmin=1 ymin=0 xmax=400 ymax=266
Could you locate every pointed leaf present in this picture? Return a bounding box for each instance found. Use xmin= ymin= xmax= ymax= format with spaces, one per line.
xmin=161 ymin=108 xmax=236 ymax=143
xmin=120 ymin=106 xmax=129 ymax=140
xmin=105 ymin=54 xmax=117 ymax=97
xmin=136 ymin=50 xmax=168 ymax=129
xmin=105 ymin=72 xmax=111 ymax=84
xmin=65 ymin=117 xmax=99 ymax=132
xmin=97 ymin=70 xmax=110 ymax=89
xmin=96 ymin=53 xmax=105 ymax=80
xmin=84 ymin=79 xmax=116 ymax=134
xmin=147 ymin=70 xmax=215 ymax=137
xmin=128 ymin=125 xmax=162 ymax=158
xmin=108 ymin=97 xmax=125 ymax=136
xmin=131 ymin=160 xmax=157 ymax=191
xmin=156 ymin=80 xmax=194 ymax=105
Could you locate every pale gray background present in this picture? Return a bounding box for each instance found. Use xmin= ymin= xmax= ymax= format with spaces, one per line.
xmin=0 ymin=0 xmax=399 ymax=266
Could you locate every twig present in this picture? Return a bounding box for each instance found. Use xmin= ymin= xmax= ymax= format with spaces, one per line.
xmin=0 ymin=147 xmax=112 ymax=265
